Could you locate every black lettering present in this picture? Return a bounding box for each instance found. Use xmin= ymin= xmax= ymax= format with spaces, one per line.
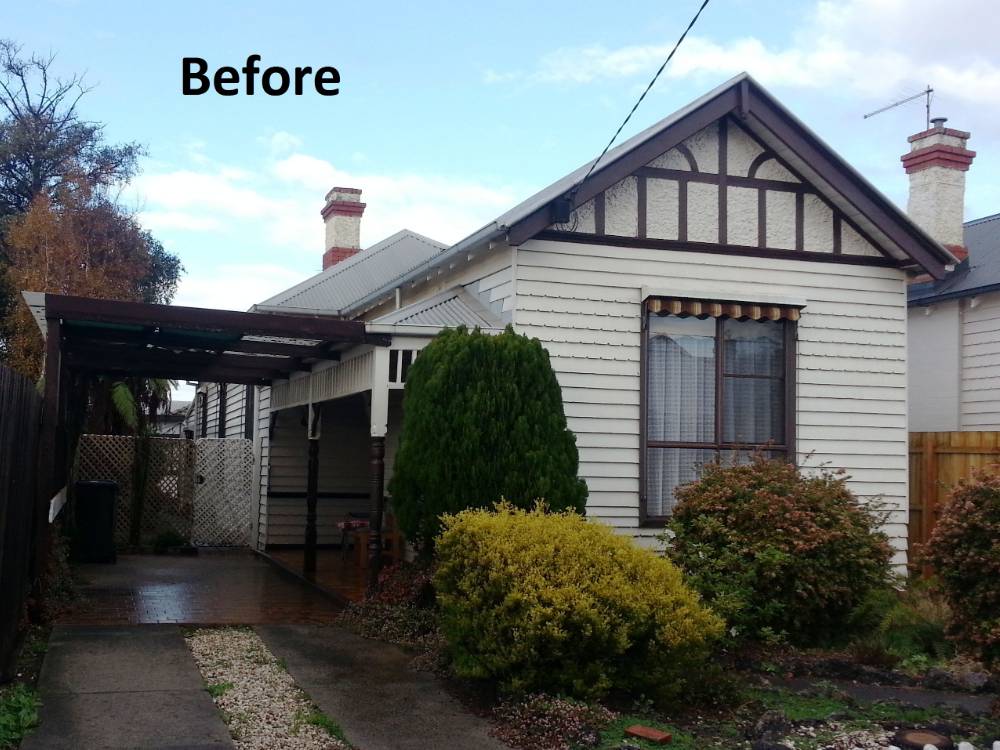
xmin=243 ymin=54 xmax=261 ymax=95
xmin=182 ymin=57 xmax=210 ymax=95
xmin=315 ymin=67 xmax=340 ymax=96
xmin=214 ymin=66 xmax=239 ymax=96
xmin=262 ymin=67 xmax=290 ymax=95
xmin=294 ymin=66 xmax=313 ymax=95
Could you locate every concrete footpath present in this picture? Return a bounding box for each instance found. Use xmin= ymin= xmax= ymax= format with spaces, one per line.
xmin=22 ymin=625 xmax=232 ymax=750
xmin=257 ymin=623 xmax=508 ymax=750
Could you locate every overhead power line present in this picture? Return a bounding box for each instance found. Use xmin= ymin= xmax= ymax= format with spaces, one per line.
xmin=566 ymin=0 xmax=712 ymax=206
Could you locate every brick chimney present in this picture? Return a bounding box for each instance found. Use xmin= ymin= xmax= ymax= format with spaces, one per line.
xmin=321 ymin=187 xmax=366 ymax=269
xmin=901 ymin=117 xmax=975 ymax=261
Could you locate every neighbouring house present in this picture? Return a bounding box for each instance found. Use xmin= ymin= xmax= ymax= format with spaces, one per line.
xmin=193 ymin=73 xmax=956 ymax=567
xmin=904 ymin=121 xmax=998 ymax=431
xmin=151 ymin=399 xmax=191 ymax=437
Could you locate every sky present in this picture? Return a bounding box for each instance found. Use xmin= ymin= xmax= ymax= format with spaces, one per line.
xmin=5 ymin=0 xmax=1000 ymax=317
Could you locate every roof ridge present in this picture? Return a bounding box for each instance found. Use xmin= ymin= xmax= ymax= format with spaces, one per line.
xmin=965 ymin=212 xmax=1000 ymax=227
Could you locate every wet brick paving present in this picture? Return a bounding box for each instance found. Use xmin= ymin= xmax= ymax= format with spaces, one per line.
xmin=60 ymin=550 xmax=341 ymax=626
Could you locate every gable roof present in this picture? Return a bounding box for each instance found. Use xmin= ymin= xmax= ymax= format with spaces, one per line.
xmin=340 ymin=74 xmax=955 ymax=316
xmin=372 ymin=287 xmax=502 ymax=329
xmin=909 ymin=213 xmax=1000 ymax=305
xmin=254 ymin=229 xmax=447 ymax=315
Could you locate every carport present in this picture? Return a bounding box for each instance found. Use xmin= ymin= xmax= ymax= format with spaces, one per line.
xmin=22 ymin=291 xmax=394 ymax=591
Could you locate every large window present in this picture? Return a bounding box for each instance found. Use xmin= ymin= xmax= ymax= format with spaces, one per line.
xmin=642 ymin=299 xmax=797 ymax=522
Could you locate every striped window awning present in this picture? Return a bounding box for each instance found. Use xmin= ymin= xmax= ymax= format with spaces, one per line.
xmin=646 ymin=297 xmax=801 ymax=321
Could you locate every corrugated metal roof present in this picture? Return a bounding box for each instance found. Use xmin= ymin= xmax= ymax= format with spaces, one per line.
xmin=255 ymin=229 xmax=447 ymax=314
xmin=373 ymin=287 xmax=502 ymax=329
xmin=909 ymin=214 xmax=1000 ymax=304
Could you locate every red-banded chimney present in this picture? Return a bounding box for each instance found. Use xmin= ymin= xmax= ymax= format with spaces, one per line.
xmin=901 ymin=117 xmax=974 ymax=262
xmin=321 ymin=187 xmax=366 ymax=269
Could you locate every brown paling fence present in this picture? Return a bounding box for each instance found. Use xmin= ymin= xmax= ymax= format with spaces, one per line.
xmin=0 ymin=365 xmax=43 ymax=678
xmin=908 ymin=431 xmax=1000 ymax=567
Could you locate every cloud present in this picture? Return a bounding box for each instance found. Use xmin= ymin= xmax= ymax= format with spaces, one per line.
xmin=172 ymin=262 xmax=307 ymax=311
xmin=494 ymin=0 xmax=1000 ymax=108
xmin=129 ymin=134 xmax=525 ymax=284
xmin=257 ymin=130 xmax=304 ymax=155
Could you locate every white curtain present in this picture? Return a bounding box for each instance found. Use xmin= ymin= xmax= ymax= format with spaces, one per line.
xmin=645 ymin=316 xmax=786 ymax=518
xmin=646 ymin=317 xmax=715 ymax=517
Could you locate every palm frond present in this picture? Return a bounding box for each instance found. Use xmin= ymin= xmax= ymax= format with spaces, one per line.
xmin=110 ymin=380 xmax=139 ymax=431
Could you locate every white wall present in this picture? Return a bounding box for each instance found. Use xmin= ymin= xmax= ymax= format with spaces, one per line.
xmin=960 ymin=291 xmax=1000 ymax=429
xmin=908 ymin=301 xmax=961 ymax=431
xmin=908 ymin=291 xmax=1000 ymax=432
xmin=263 ymin=394 xmax=372 ymax=546
xmin=515 ymin=237 xmax=911 ymax=565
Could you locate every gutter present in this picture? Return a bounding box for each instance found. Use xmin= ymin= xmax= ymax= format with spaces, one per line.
xmin=908 ymin=282 xmax=1000 ymax=307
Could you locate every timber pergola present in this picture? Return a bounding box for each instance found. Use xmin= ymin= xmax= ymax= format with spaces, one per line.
xmin=24 ymin=291 xmax=393 ymax=588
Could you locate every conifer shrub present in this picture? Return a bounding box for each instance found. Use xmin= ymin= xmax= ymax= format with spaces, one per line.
xmin=922 ymin=470 xmax=1000 ymax=667
xmin=434 ymin=504 xmax=723 ymax=703
xmin=389 ymin=326 xmax=587 ymax=550
xmin=665 ymin=455 xmax=893 ymax=646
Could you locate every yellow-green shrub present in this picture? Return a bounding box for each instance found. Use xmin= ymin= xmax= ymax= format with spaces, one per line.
xmin=434 ymin=503 xmax=723 ymax=703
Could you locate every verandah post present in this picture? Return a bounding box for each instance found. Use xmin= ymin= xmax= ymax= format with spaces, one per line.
xmin=304 ymin=402 xmax=322 ymax=577
xmin=367 ymin=347 xmax=391 ymax=594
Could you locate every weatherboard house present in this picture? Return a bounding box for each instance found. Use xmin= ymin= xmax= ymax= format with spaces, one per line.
xmin=189 ymin=74 xmax=956 ymax=567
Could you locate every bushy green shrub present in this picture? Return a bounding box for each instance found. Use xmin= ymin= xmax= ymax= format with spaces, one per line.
xmin=389 ymin=326 xmax=587 ymax=549
xmin=922 ymin=471 xmax=1000 ymax=667
xmin=665 ymin=455 xmax=893 ymax=646
xmin=434 ymin=503 xmax=723 ymax=703
xmin=848 ymin=582 xmax=953 ymax=669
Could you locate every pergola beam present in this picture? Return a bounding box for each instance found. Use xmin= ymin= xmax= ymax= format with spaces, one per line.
xmin=45 ymin=293 xmax=381 ymax=344
xmin=65 ymin=343 xmax=310 ymax=375
xmin=66 ymin=327 xmax=341 ymax=359
xmin=66 ymin=360 xmax=275 ymax=386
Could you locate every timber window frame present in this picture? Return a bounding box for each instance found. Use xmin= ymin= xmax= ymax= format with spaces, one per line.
xmin=640 ymin=298 xmax=798 ymax=526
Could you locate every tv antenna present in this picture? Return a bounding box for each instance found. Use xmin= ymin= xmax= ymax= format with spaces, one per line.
xmin=863 ymin=86 xmax=934 ymax=129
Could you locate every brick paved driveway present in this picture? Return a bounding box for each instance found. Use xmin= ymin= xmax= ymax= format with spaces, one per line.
xmin=60 ymin=550 xmax=341 ymax=625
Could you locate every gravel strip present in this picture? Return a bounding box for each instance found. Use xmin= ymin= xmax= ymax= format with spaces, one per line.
xmin=186 ymin=627 xmax=350 ymax=750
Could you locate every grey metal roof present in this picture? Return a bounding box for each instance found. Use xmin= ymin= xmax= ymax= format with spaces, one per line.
xmin=372 ymin=287 xmax=502 ymax=329
xmin=909 ymin=213 xmax=1000 ymax=305
xmin=340 ymin=72 xmax=955 ymax=316
xmin=255 ymin=229 xmax=447 ymax=315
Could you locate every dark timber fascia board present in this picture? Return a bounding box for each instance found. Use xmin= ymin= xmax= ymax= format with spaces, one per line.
xmin=536 ymin=231 xmax=903 ymax=269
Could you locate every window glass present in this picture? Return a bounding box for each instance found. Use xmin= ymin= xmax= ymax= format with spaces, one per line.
xmin=723 ymin=318 xmax=784 ymax=376
xmin=647 ymin=316 xmax=715 ymax=443
xmin=644 ymin=310 xmax=793 ymax=520
xmin=645 ymin=447 xmax=716 ymax=518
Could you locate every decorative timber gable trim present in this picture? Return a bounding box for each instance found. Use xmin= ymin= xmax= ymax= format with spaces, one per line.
xmin=507 ymin=75 xmax=955 ymax=279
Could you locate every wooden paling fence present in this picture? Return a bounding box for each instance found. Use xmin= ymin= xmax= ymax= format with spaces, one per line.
xmin=0 ymin=365 xmax=43 ymax=679
xmin=908 ymin=431 xmax=1000 ymax=567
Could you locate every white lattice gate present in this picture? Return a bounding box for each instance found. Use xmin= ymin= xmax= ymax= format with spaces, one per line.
xmin=75 ymin=435 xmax=252 ymax=548
xmin=192 ymin=439 xmax=253 ymax=547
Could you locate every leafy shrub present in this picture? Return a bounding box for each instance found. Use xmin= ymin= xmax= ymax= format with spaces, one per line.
xmin=848 ymin=582 xmax=953 ymax=669
xmin=921 ymin=471 xmax=1000 ymax=667
xmin=665 ymin=455 xmax=893 ymax=646
xmin=0 ymin=684 xmax=39 ymax=748
xmin=389 ymin=326 xmax=587 ymax=550
xmin=492 ymin=694 xmax=617 ymax=750
xmin=434 ymin=503 xmax=723 ymax=703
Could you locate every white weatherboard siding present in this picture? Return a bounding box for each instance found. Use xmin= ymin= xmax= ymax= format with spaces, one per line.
xmin=960 ymin=291 xmax=1000 ymax=429
xmin=264 ymin=395 xmax=371 ymax=546
xmin=515 ymin=238 xmax=910 ymax=564
xmin=908 ymin=301 xmax=961 ymax=432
